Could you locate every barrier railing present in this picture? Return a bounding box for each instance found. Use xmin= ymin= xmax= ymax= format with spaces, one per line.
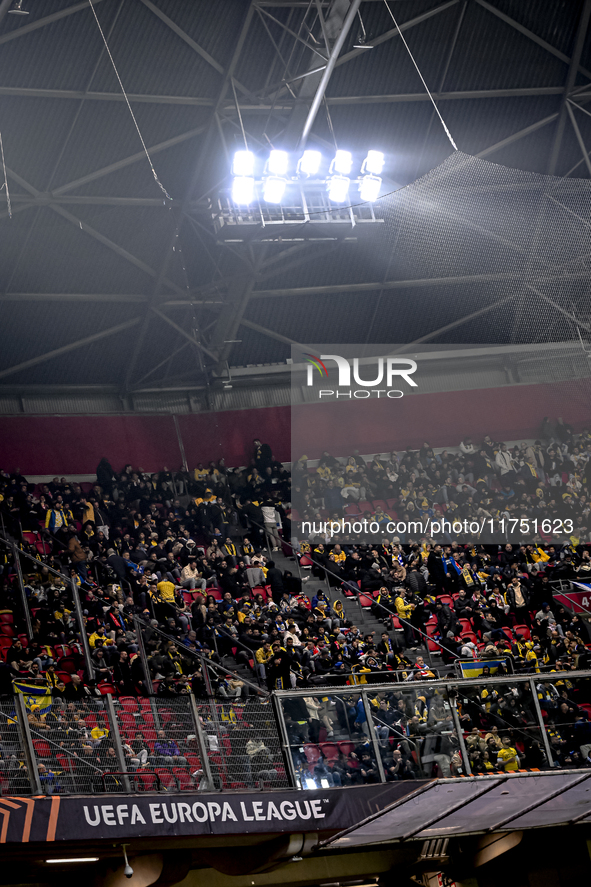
xmin=274 ymin=670 xmax=591 ymax=786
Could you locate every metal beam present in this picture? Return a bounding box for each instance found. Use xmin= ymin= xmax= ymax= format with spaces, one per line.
xmin=260 ymin=0 xmax=458 ymax=105
xmin=3 ymin=166 xmax=185 ymax=291
xmin=0 ymin=0 xmax=13 ymax=29
xmin=547 ymin=0 xmax=591 ymax=174
xmin=300 ymin=0 xmax=363 ymax=147
xmin=321 ymin=86 xmax=566 ymax=104
xmin=151 ymin=307 xmax=218 ymax=361
xmin=0 ymin=292 xmax=147 ymax=303
xmin=50 ymin=204 xmax=185 ymax=293
xmin=123 ymin=2 xmax=257 ymax=392
xmin=0 ymin=318 xmax=141 ymax=381
xmin=257 ymin=5 xmax=328 ymax=61
xmin=249 ymin=268 xmax=591 ymax=299
xmin=10 ymin=194 xmax=169 ymax=206
xmin=476 ymin=112 xmax=559 ymax=157
xmin=138 ymin=0 xmax=254 ymax=99
xmin=52 ymin=124 xmax=208 ymax=196
xmin=239 ymin=317 xmax=306 ymax=347
xmin=0 ymin=0 xmax=106 ymax=45
xmin=475 ymin=0 xmax=591 ymax=82
xmin=566 ymin=101 xmax=591 ymax=176
xmin=0 ymin=293 xmax=225 ymax=304
xmin=0 ymin=85 xmax=214 ymax=105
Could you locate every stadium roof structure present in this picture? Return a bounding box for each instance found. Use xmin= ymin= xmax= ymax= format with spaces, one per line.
xmin=0 ymin=0 xmax=591 ymax=411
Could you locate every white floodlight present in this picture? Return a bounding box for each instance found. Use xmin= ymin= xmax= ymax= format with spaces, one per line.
xmin=297 ymin=150 xmax=322 ymax=176
xmin=362 ymin=150 xmax=384 ymax=175
xmin=359 ymin=174 xmax=382 ymax=202
xmin=268 ymin=149 xmax=288 ymax=176
xmin=305 ymin=778 xmax=317 ymax=790
xmin=231 ymin=176 xmax=255 ymax=204
xmin=46 ymin=859 xmax=99 ymax=864
xmin=232 ymin=150 xmax=255 ymax=176
xmin=327 ymin=174 xmax=350 ymax=202
xmin=331 ymin=149 xmax=353 ymax=175
xmin=263 ymin=176 xmax=287 ymax=203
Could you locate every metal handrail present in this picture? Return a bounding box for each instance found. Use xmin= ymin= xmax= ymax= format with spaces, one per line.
xmin=99 ymin=769 xmax=168 ymax=793
xmin=134 ymin=616 xmax=268 ymax=697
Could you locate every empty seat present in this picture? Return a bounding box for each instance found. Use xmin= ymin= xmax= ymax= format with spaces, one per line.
xmin=303 ymin=744 xmax=321 ymax=764
xmin=319 ymin=742 xmax=339 ymax=761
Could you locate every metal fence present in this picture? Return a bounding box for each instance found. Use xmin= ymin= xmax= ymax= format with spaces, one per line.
xmin=197 ymin=697 xmax=289 ymax=790
xmin=275 ymin=670 xmax=591 ymax=788
xmin=0 ymin=698 xmax=35 ymax=795
xmin=15 ymin=693 xmax=288 ymax=796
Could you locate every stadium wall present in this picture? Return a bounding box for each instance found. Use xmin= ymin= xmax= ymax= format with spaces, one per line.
xmin=0 ymin=379 xmax=588 ymax=475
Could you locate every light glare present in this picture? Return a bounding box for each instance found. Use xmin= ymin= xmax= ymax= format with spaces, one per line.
xmin=232 ymin=150 xmax=255 ymax=176
xmin=231 ymin=176 xmax=255 ymax=204
xmin=332 ymin=150 xmax=352 ymax=175
xmin=46 ymin=859 xmax=99 ymax=864
xmin=363 ymin=150 xmax=385 ymax=175
xmin=298 ymin=150 xmax=322 ymax=175
xmin=263 ymin=176 xmax=287 ymax=203
xmin=359 ymin=174 xmax=381 ymax=202
xmin=268 ymin=150 xmax=288 ymax=175
xmin=327 ymin=174 xmax=350 ymax=202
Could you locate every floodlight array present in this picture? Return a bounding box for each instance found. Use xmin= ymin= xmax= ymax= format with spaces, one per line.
xmin=230 ymin=149 xmax=385 ymax=205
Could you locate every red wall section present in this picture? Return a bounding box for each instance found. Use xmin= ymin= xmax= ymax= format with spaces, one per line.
xmin=0 ymin=416 xmax=181 ymax=476
xmin=0 ymin=379 xmax=588 ymax=475
xmin=177 ymin=407 xmax=291 ymax=468
xmin=291 ymin=378 xmax=591 ymax=459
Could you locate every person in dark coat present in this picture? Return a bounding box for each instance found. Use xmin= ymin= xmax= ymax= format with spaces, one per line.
xmin=96 ymin=458 xmax=116 ymax=493
xmin=266 ymin=561 xmax=284 ymax=605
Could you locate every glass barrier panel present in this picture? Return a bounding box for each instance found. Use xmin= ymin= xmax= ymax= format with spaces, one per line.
xmin=367 ymin=685 xmax=458 ymax=780
xmin=454 ymin=679 xmax=549 ymax=774
xmin=537 ymin=675 xmax=591 ymax=770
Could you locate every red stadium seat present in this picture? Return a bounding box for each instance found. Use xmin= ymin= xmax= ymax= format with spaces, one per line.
xmin=136 ymin=771 xmax=158 ymax=792
xmin=304 ymin=744 xmax=321 ymax=764
xmin=33 ymin=739 xmax=51 ymax=758
xmin=319 ymin=742 xmax=339 ymax=761
xmin=338 ymin=740 xmax=355 ymax=757
xmin=35 ymin=540 xmax=52 ymax=556
xmin=513 ymin=624 xmax=531 ymax=640
xmin=357 ymin=501 xmax=372 ymax=513
xmin=155 ymin=768 xmax=177 ymax=790
xmin=372 ymin=500 xmax=387 ymax=512
xmin=173 ymin=767 xmax=193 ymax=790
xmin=119 ymin=696 xmax=139 ymax=713
xmin=359 ymin=594 xmax=374 ymax=609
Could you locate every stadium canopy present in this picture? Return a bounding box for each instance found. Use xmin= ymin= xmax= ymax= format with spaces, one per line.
xmin=323 ymin=770 xmax=591 ymax=849
xmin=0 ymin=0 xmax=590 ymax=412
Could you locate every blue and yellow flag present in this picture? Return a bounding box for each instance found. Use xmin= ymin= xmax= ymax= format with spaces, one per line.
xmin=459 ymin=659 xmax=508 ymax=679
xmin=12 ymin=681 xmax=53 ymax=714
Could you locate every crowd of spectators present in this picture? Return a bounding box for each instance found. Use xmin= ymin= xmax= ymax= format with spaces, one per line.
xmin=0 ymin=420 xmax=590 ymax=795
xmin=293 ymin=417 xmax=591 ymax=544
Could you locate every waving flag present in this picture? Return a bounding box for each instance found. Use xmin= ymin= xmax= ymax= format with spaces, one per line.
xmin=12 ymin=681 xmax=53 ymax=714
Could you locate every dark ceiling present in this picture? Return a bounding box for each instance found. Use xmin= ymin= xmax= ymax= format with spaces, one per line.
xmin=0 ymin=0 xmax=590 ymax=395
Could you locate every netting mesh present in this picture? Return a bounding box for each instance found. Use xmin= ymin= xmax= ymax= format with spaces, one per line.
xmin=364 ymin=150 xmax=591 ymax=350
